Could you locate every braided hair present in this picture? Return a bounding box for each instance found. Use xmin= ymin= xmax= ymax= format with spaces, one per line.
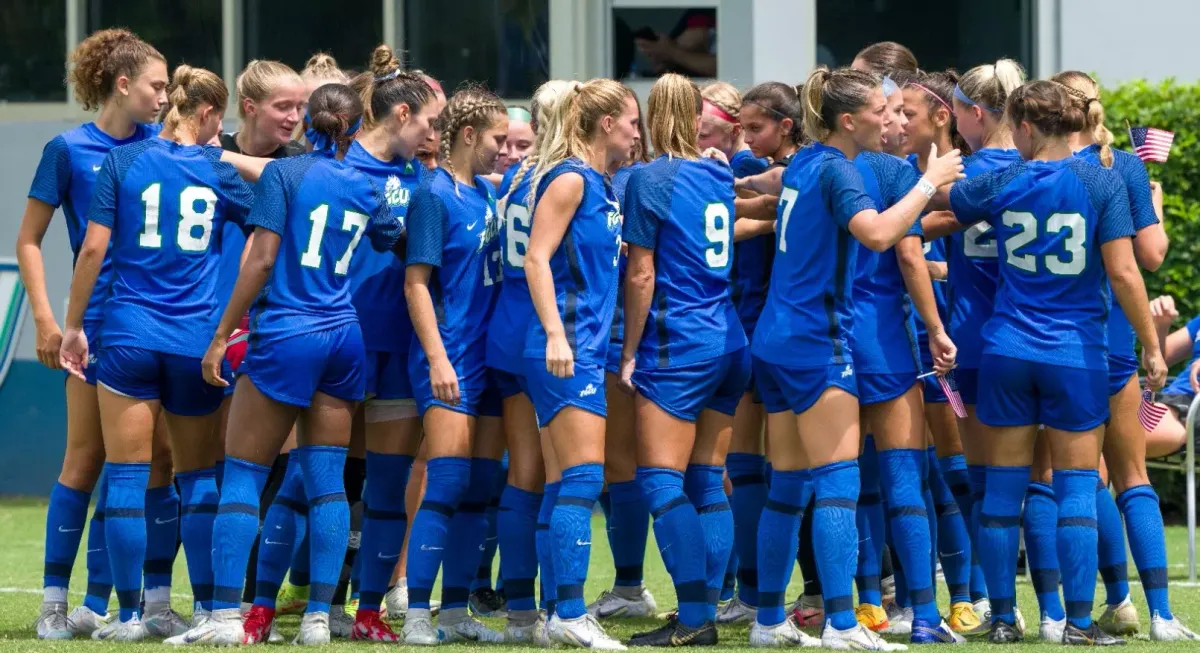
xmin=436 ymin=83 xmax=507 ymax=195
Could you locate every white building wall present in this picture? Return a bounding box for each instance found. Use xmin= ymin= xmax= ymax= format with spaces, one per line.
xmin=1056 ymin=0 xmax=1200 ymax=83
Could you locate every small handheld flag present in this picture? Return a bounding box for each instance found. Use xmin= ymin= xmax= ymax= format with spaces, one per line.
xmin=938 ymin=372 xmax=967 ymax=419
xmin=1138 ymin=390 xmax=1169 ymax=431
xmin=1128 ymin=126 xmax=1174 ymax=163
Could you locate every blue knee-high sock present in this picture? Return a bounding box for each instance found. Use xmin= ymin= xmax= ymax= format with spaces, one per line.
xmin=607 ymin=480 xmax=650 ymax=588
xmin=499 ymin=485 xmax=541 ymax=612
xmin=726 ymin=453 xmax=767 ymax=607
xmin=406 ymin=457 xmax=470 ymax=610
xmin=537 ymin=482 xmax=560 ymax=614
xmin=856 ymin=441 xmax=884 ymax=607
xmin=754 ymin=468 xmax=810 ymax=626
xmin=44 ymin=482 xmax=91 ymax=594
xmin=722 ymin=549 xmax=738 ymax=602
xmin=296 ymin=446 xmax=350 ymax=615
xmin=211 ymin=457 xmax=270 ymax=611
xmin=143 ymin=483 xmax=179 ymax=599
xmin=84 ymin=478 xmax=112 ymax=615
xmin=177 ymin=467 xmax=219 ymax=611
xmin=1118 ymin=485 xmax=1171 ymax=619
xmin=1055 ymin=469 xmax=1100 ymax=630
xmin=254 ymin=456 xmax=306 ymax=607
xmin=965 ymin=463 xmax=989 ymax=602
xmin=358 ymin=452 xmax=413 ymax=611
xmin=812 ymin=461 xmax=861 ymax=631
xmin=442 ymin=457 xmax=501 ymax=610
xmin=684 ymin=464 xmax=734 ymax=621
xmin=104 ymin=462 xmax=150 ymax=622
xmin=922 ymin=450 xmax=939 ymax=591
xmin=553 ymin=463 xmax=603 ymax=620
xmin=638 ymin=466 xmax=707 ymax=628
xmin=290 ymin=524 xmax=310 ymax=586
xmin=979 ymin=465 xmax=1028 ymax=626
xmin=928 ymin=449 xmax=970 ymax=605
xmin=1023 ymin=482 xmax=1064 ymax=621
xmin=941 ymin=455 xmax=987 ymax=604
xmin=474 ymin=473 xmax=504 ymax=592
xmin=879 ymin=449 xmax=937 ymax=623
xmin=1096 ymin=482 xmax=1129 ymax=607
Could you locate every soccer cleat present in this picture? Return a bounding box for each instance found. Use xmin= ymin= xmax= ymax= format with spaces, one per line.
xmin=1039 ymin=616 xmax=1066 ymax=643
xmin=821 ymin=620 xmax=909 ymax=651
xmin=190 ymin=607 xmax=211 ymax=629
xmin=1014 ymin=608 xmax=1027 ymax=635
xmin=293 ymin=611 xmax=331 ymax=646
xmin=242 ymin=605 xmax=276 ymax=644
xmin=504 ymin=614 xmax=551 ymax=646
xmin=92 ymin=615 xmax=148 ymax=642
xmin=469 ymin=587 xmax=508 ymax=618
xmin=384 ymin=585 xmax=408 ymax=620
xmin=344 ymin=598 xmax=359 ymax=619
xmin=910 ymin=619 xmax=966 ymax=644
xmin=856 ymin=603 xmax=890 ymax=632
xmin=35 ymin=602 xmax=72 ymax=640
xmin=165 ymin=608 xmax=243 ymax=646
xmin=627 ymin=618 xmax=718 ymax=647
xmin=268 ymin=623 xmax=284 ymax=644
xmin=351 ymin=608 xmax=400 ymax=642
xmin=971 ymin=599 xmax=990 ymax=627
xmin=716 ymin=597 xmax=757 ymax=624
xmin=790 ymin=594 xmax=824 ymax=628
xmin=881 ymin=605 xmax=913 ymax=635
xmin=987 ymin=620 xmax=1022 ymax=644
xmin=749 ymin=619 xmax=822 ymax=647
xmin=948 ymin=602 xmax=985 ymax=636
xmin=1150 ymin=612 xmax=1200 ymax=641
xmin=1097 ymin=595 xmax=1139 ymax=636
xmin=1062 ymin=621 xmax=1125 ymax=646
xmin=588 ymin=587 xmax=659 ymax=619
xmin=549 ymin=613 xmax=628 ymax=650
xmin=67 ymin=605 xmax=109 ymax=636
xmin=329 ymin=604 xmax=353 ymax=638
xmin=439 ymin=614 xmax=506 ymax=643
xmin=276 ymin=580 xmax=310 ymax=615
xmin=144 ymin=603 xmax=190 ymax=637
xmin=402 ymin=614 xmax=440 ymax=646
xmin=881 ymin=575 xmax=896 ymax=605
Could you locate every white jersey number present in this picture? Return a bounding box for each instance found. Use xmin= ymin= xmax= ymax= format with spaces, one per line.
xmin=300 ymin=204 xmax=368 ymax=275
xmin=777 ymin=187 xmax=799 ymax=253
xmin=504 ymin=202 xmax=531 ymax=268
xmin=138 ymin=183 xmax=217 ymax=252
xmin=1001 ymin=211 xmax=1086 ymax=275
xmin=704 ymin=203 xmax=731 ymax=268
xmin=963 ymin=222 xmax=997 ymax=258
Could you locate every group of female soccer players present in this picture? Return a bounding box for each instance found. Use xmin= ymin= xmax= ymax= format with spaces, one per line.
xmin=19 ymin=27 xmax=1200 ymax=649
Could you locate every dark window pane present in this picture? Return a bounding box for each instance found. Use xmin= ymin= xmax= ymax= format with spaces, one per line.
xmin=0 ymin=0 xmax=67 ymax=101
xmin=244 ymin=0 xmax=381 ymax=75
xmin=817 ymin=0 xmax=1033 ymax=73
xmin=88 ymin=0 xmax=222 ymax=73
xmin=612 ymin=7 xmax=718 ymax=80
xmin=405 ymin=0 xmax=549 ymax=98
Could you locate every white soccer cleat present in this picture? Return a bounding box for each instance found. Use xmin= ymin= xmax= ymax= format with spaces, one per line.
xmin=385 ymin=585 xmax=409 ymax=620
xmin=66 ymin=605 xmax=109 ymax=636
xmin=881 ymin=605 xmax=913 ymax=635
xmin=505 ymin=614 xmax=551 ymax=646
xmin=292 ymin=611 xmax=331 ymax=646
xmin=548 ymin=613 xmax=627 ymax=650
xmin=717 ymin=597 xmax=757 ymax=624
xmin=190 ymin=606 xmax=211 ymax=629
xmin=971 ymin=599 xmax=990 ymax=626
xmin=1039 ymin=615 xmax=1066 ymax=642
xmin=1151 ymin=612 xmax=1200 ymax=641
xmin=586 ymin=587 xmax=658 ymax=619
xmin=822 ymin=620 xmax=908 ymax=651
xmin=92 ymin=615 xmax=148 ymax=642
xmin=440 ymin=614 xmax=506 ymax=643
xmin=165 ymin=608 xmax=243 ymax=646
xmin=749 ymin=618 xmax=822 ymax=647
xmin=403 ymin=613 xmax=440 ymax=646
xmin=328 ymin=605 xmax=353 ymax=638
xmin=144 ymin=602 xmax=190 ymax=637
xmin=35 ymin=602 xmax=72 ymax=640
xmin=1097 ymin=595 xmax=1140 ymax=635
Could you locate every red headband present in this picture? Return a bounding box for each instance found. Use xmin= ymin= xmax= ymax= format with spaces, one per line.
xmin=906 ymin=82 xmax=951 ymax=112
xmin=703 ymin=100 xmax=736 ymax=124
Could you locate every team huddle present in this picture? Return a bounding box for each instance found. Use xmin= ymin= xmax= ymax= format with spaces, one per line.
xmin=18 ymin=27 xmax=1199 ymax=649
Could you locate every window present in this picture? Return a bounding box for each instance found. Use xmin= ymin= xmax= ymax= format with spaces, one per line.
xmin=243 ymin=0 xmax=382 ymax=75
xmin=88 ymin=0 xmax=222 ymax=73
xmin=0 ymin=0 xmax=67 ymax=101
xmin=405 ymin=0 xmax=549 ymax=99
xmin=816 ymin=0 xmax=1033 ymax=73
xmin=612 ymin=6 xmax=717 ymax=80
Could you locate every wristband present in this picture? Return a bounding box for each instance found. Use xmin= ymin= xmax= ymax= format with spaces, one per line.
xmin=916 ymin=177 xmax=937 ymax=199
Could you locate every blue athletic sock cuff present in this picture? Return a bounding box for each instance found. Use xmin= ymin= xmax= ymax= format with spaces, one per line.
xmin=1027 ymin=481 xmax=1054 ymax=499
xmin=1055 ymin=468 xmax=1099 ymax=482
xmin=52 ymin=482 xmax=92 ymax=503
xmin=726 ymin=453 xmax=766 ymax=477
xmin=606 ymin=480 xmax=642 ymax=504
xmin=501 ymin=485 xmax=543 ymax=512
xmin=1116 ymin=484 xmax=1158 ymax=509
xmin=225 ymin=457 xmax=270 ymax=475
xmin=939 ymin=454 xmax=967 ymax=472
xmin=426 ymin=456 xmax=472 ymax=475
xmin=985 ymin=464 xmax=1031 ymax=477
xmin=175 ymin=467 xmax=217 ymax=482
xmin=812 ymin=459 xmax=857 ymax=477
xmin=104 ymin=461 xmax=151 ymax=476
xmin=146 ymin=484 xmax=178 ymax=501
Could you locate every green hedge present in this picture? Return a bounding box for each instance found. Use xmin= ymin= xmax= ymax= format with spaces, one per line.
xmin=1102 ymin=78 xmax=1200 ymax=519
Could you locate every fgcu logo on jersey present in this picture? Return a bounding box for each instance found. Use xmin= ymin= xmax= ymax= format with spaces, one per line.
xmin=384 ymin=175 xmax=410 ymax=208
xmin=0 ymin=260 xmax=30 ymax=388
xmin=605 ymin=199 xmax=623 ymax=266
xmin=477 ymin=205 xmax=500 ymax=252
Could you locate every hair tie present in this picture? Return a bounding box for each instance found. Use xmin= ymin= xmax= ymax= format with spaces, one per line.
xmin=881 ymin=76 xmax=900 ymax=99
xmin=374 ymin=68 xmax=401 ymax=83
xmin=702 ymin=100 xmax=736 ymax=124
xmin=304 ymin=107 xmax=363 ymax=155
xmin=954 ymin=84 xmax=1002 ymax=114
xmin=906 ymin=81 xmax=951 ymax=112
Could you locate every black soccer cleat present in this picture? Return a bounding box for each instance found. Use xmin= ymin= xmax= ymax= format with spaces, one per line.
xmin=1063 ymin=622 xmax=1126 ymax=646
xmin=988 ymin=620 xmax=1023 ymax=644
xmin=628 ymin=619 xmax=718 ymax=647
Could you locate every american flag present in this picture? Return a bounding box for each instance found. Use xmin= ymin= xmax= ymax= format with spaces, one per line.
xmin=938 ymin=372 xmax=967 ymax=418
xmin=1128 ymin=126 xmax=1174 ymax=163
xmin=1138 ymin=390 xmax=1169 ymax=431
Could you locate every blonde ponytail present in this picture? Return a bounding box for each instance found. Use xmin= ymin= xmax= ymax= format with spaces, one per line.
xmin=1050 ymin=70 xmax=1114 ymax=167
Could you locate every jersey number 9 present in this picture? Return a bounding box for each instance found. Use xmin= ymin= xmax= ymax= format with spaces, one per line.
xmin=139 ymin=184 xmax=217 ymax=252
xmin=704 ymin=203 xmax=731 ymax=268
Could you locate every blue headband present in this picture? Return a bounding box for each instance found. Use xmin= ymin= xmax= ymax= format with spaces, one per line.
xmin=882 ymin=76 xmax=899 ymax=99
xmin=954 ymin=84 xmax=1002 ymax=114
xmin=305 ymin=108 xmax=363 ymax=155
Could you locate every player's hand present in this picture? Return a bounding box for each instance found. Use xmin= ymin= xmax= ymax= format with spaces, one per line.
xmin=701 ymin=147 xmax=729 ymax=165
xmin=35 ymin=318 xmax=63 ymax=369
xmin=1143 ymin=348 xmax=1168 ymax=391
xmin=1150 ymin=295 xmax=1178 ymax=329
xmin=929 ymin=329 xmax=957 ymax=375
xmin=429 ymin=355 xmax=461 ymax=405
xmin=924 ymin=144 xmax=965 ymax=188
xmin=618 ymin=354 xmax=636 ymax=394
xmin=202 ymin=337 xmax=229 ymax=387
xmin=545 ymin=332 xmax=575 ymax=379
xmin=59 ymin=326 xmax=89 ymax=382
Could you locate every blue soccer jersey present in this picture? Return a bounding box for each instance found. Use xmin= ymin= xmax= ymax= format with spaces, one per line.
xmin=28 ymin=122 xmax=162 ymax=328
xmin=1164 ymin=315 xmax=1200 ymax=397
xmin=849 ymin=151 xmax=923 ymax=375
xmin=945 ymin=148 xmax=1023 ymax=368
xmin=406 ymin=167 xmax=503 ymax=377
xmin=729 ymin=150 xmax=772 ymax=339
xmin=1076 ymin=145 xmax=1160 ymax=376
xmin=608 ymin=162 xmax=645 ymax=358
xmin=86 ymin=139 xmax=253 ymax=357
xmin=246 ymin=152 xmax=401 ymax=345
xmin=344 ymin=142 xmax=423 ymax=354
xmin=623 ymin=155 xmax=746 ymax=368
xmin=949 ymin=157 xmax=1135 ymax=370
xmin=751 ymin=143 xmax=876 ymax=368
xmin=904 ymin=154 xmax=949 ymax=363
xmin=486 ymin=164 xmax=535 ymax=375
xmin=524 ymin=158 xmax=622 ymax=365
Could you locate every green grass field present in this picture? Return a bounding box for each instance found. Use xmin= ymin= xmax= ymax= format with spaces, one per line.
xmin=2 ymin=498 xmax=1200 ymax=651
